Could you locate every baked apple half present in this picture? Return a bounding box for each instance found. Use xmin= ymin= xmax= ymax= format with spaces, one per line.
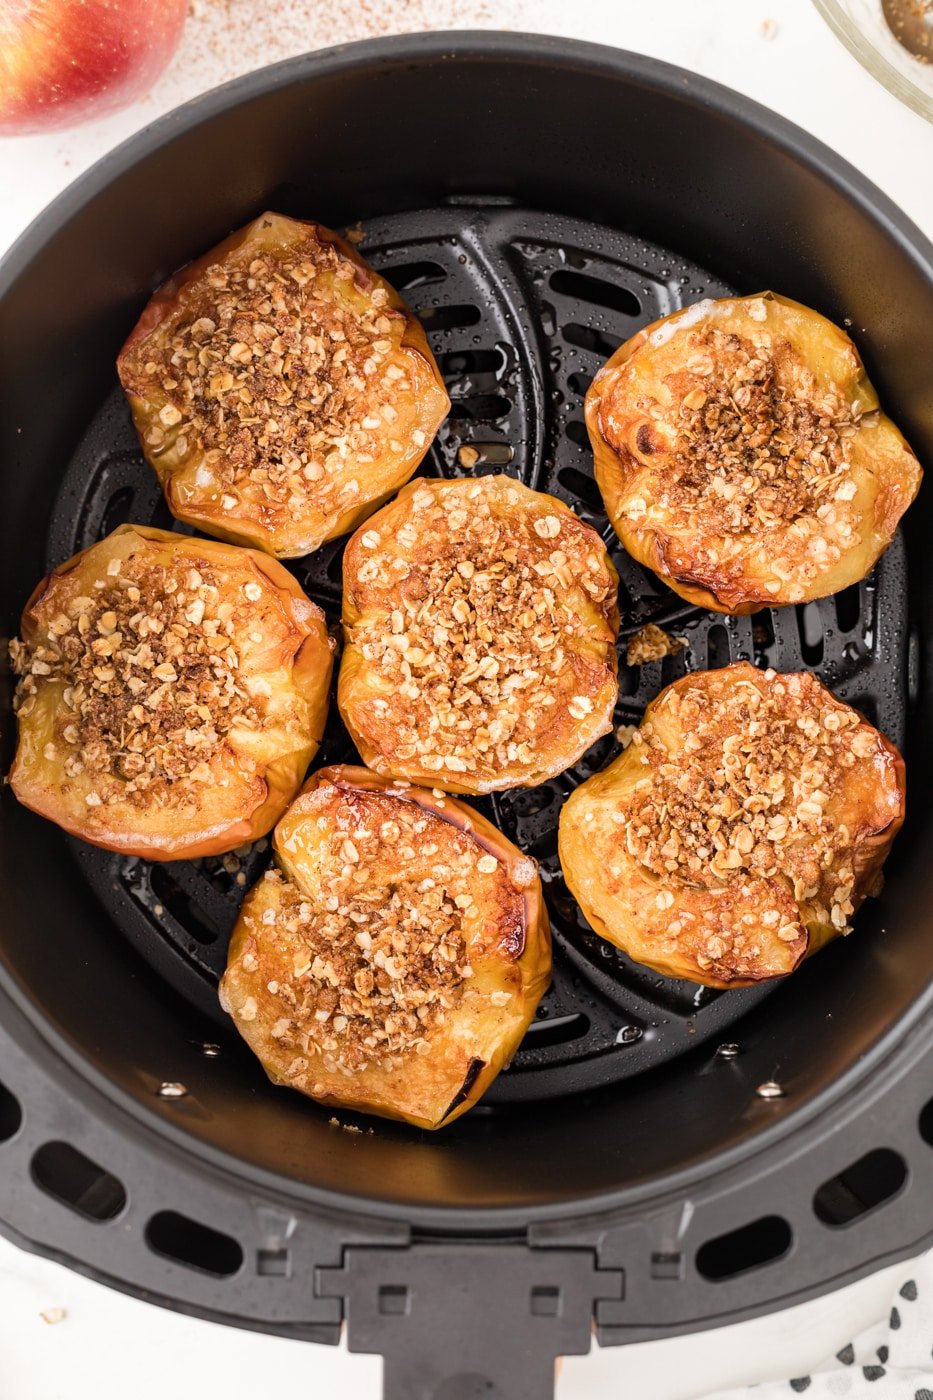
xmin=220 ymin=766 xmax=551 ymax=1128
xmin=558 ymin=662 xmax=905 ymax=988
xmin=339 ymin=475 xmax=620 ymax=793
xmin=117 ymin=212 xmax=450 ymax=558
xmin=9 ymin=524 xmax=333 ymax=859
xmin=585 ymin=292 xmax=922 ymax=614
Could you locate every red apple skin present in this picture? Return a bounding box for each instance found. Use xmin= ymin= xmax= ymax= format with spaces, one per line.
xmin=0 ymin=0 xmax=187 ymax=135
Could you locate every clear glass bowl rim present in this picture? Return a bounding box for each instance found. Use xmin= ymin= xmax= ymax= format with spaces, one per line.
xmin=812 ymin=0 xmax=933 ymax=123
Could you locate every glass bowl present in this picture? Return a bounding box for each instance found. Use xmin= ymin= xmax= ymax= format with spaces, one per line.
xmin=812 ymin=0 xmax=933 ymax=122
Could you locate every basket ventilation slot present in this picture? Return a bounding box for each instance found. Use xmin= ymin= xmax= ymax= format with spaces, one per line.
xmin=549 ymin=270 xmax=642 ymax=318
xmin=148 ymin=864 xmax=222 ymax=947
xmin=835 ymin=583 xmax=862 ymax=632
xmin=561 ymin=322 xmax=620 ymax=358
xmin=31 ymin=1141 xmax=126 ymax=1221
xmin=796 ymin=602 xmax=825 ymax=666
xmin=385 ymin=260 xmax=446 ymax=291
xmin=437 ymin=348 xmax=506 ymax=377
xmin=920 ymin=1099 xmax=933 ymax=1148
xmin=0 ymin=1078 xmax=23 ymax=1143
xmin=145 ymin=1210 xmax=243 ymax=1277
xmin=695 ymin=1215 xmax=793 ymax=1281
xmin=812 ymin=1148 xmax=908 ymax=1227
xmin=706 ymin=624 xmax=731 ymax=670
xmin=448 ymin=394 xmax=512 ymax=423
xmin=522 ymin=1012 xmax=590 ymax=1049
xmin=418 ymin=303 xmax=481 ymax=331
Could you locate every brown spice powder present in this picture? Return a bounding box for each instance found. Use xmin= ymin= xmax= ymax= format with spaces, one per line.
xmin=173 ymin=0 xmax=533 ymax=91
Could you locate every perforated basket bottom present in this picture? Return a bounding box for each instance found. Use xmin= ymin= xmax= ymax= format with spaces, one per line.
xmin=46 ymin=203 xmax=910 ymax=1104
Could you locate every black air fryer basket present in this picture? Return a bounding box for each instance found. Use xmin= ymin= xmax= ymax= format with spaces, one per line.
xmin=0 ymin=33 xmax=931 ymax=1400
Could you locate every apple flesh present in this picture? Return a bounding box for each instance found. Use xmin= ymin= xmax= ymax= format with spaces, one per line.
xmin=0 ymin=0 xmax=187 ymax=135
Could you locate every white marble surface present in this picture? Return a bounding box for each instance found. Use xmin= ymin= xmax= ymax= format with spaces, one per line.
xmin=0 ymin=1230 xmax=920 ymax=1400
xmin=0 ymin=1 xmax=930 ymax=1396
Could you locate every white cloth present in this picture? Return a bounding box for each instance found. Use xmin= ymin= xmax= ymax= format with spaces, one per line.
xmin=703 ymin=1252 xmax=933 ymax=1399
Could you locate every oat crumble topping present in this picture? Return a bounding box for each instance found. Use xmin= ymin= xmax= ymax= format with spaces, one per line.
xmin=626 ymin=623 xmax=686 ymax=667
xmin=242 ymin=790 xmax=520 ymax=1074
xmin=345 ymin=479 xmax=617 ymax=783
xmin=11 ymin=553 xmax=269 ymax=807
xmin=126 ymin=225 xmax=418 ymax=524
xmin=614 ymin=316 xmax=864 ymax=596
xmin=624 ymin=671 xmax=875 ymax=963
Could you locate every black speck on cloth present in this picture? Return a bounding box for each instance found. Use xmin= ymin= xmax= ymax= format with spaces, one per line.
xmin=696 ymin=1251 xmax=933 ymax=1398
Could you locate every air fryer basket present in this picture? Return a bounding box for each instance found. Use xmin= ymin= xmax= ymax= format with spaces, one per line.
xmin=0 ymin=33 xmax=931 ymax=1400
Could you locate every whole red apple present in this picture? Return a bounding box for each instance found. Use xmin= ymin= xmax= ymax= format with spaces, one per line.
xmin=0 ymin=0 xmax=187 ymax=135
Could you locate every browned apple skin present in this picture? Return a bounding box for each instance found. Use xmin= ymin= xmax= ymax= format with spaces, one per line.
xmin=220 ymin=766 xmax=552 ymax=1129
xmin=10 ymin=524 xmax=334 ymax=860
xmin=558 ymin=663 xmax=905 ymax=988
xmin=117 ymin=212 xmax=450 ymax=559
xmin=585 ymin=291 xmax=922 ymax=615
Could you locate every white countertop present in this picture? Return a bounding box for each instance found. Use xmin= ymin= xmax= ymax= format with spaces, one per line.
xmin=0 ymin=1 xmax=929 ymax=1396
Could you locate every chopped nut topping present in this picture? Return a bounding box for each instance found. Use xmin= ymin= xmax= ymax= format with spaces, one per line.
xmin=343 ymin=477 xmax=619 ymax=788
xmin=235 ymin=784 xmax=523 ymax=1072
xmin=626 ymin=624 xmax=686 ymax=667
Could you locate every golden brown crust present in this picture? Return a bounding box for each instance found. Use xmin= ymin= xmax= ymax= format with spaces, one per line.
xmin=9 ymin=524 xmax=333 ymax=859
xmin=338 ymin=475 xmax=620 ymax=794
xmin=219 ymin=766 xmax=551 ymax=1129
xmin=117 ymin=212 xmax=450 ymax=559
xmin=558 ymin=662 xmax=905 ymax=987
xmin=585 ymin=292 xmax=922 ymax=614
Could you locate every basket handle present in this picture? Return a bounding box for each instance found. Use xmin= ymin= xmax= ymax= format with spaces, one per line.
xmin=316 ymin=1241 xmax=625 ymax=1400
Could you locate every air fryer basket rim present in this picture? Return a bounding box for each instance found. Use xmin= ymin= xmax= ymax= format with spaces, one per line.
xmin=0 ymin=26 xmax=930 ymax=1296
xmin=2 ymin=959 xmax=930 ymax=1230
xmin=2 ymin=29 xmax=933 ymax=302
